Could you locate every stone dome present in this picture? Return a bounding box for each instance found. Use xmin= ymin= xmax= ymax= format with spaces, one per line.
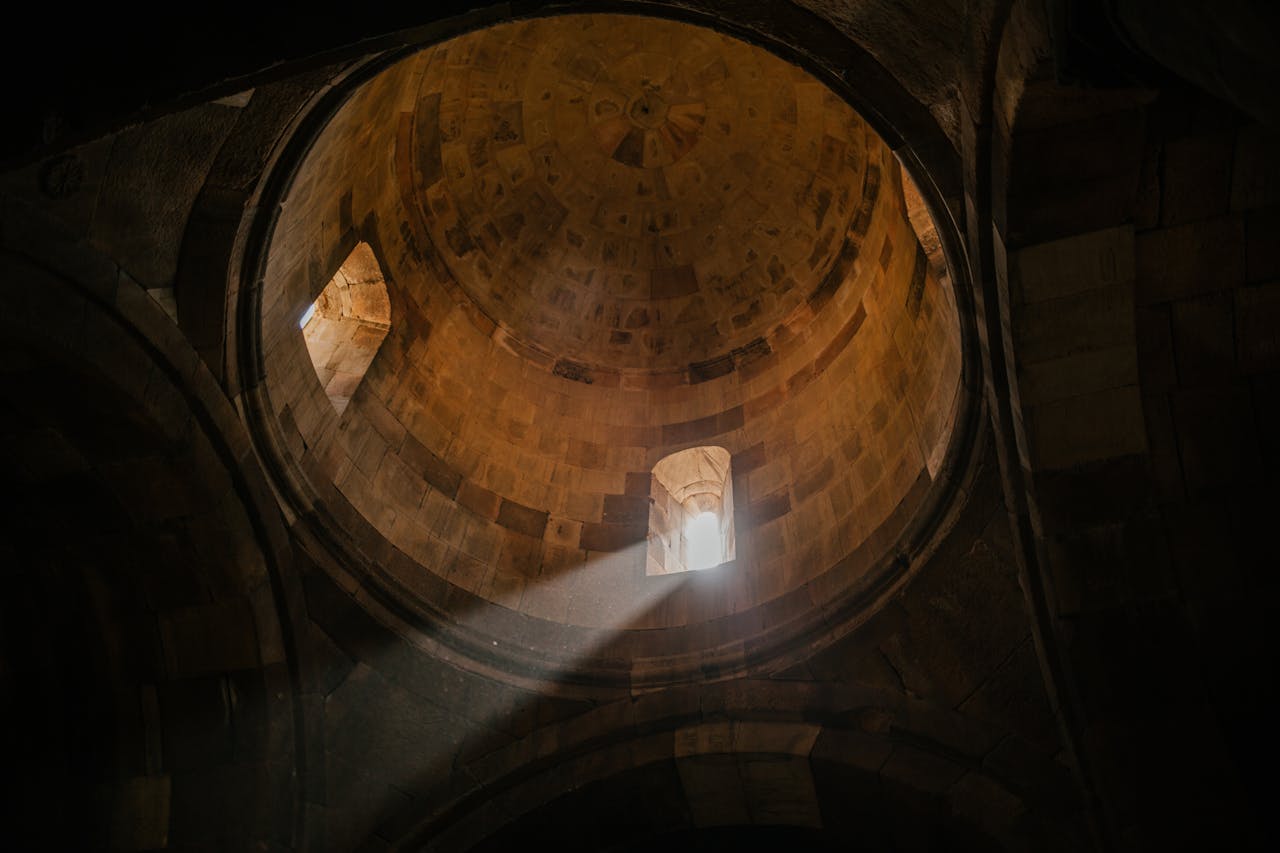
xmin=255 ymin=13 xmax=965 ymax=685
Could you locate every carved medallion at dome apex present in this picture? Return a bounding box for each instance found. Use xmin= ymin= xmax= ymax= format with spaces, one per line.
xmin=408 ymin=14 xmax=873 ymax=372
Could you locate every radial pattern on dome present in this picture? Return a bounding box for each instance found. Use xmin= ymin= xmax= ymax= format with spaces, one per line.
xmin=410 ymin=15 xmax=871 ymax=372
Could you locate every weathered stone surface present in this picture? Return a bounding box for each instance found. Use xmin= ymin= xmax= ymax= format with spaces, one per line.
xmin=1160 ymin=133 xmax=1233 ymax=225
xmin=1171 ymin=291 xmax=1236 ymax=384
xmin=1171 ymin=385 xmax=1263 ymax=492
xmin=159 ymin=600 xmax=260 ymax=677
xmin=1136 ymin=216 xmax=1245 ymax=304
xmin=89 ymin=106 xmax=241 ymax=289
xmin=1026 ymin=385 xmax=1147 ymax=471
xmin=1230 ymin=124 xmax=1280 ymax=212
xmin=1236 ymin=282 xmax=1280 ymax=374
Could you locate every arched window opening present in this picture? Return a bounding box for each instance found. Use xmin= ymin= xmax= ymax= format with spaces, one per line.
xmin=647 ymin=446 xmax=735 ymax=576
xmin=300 ymin=242 xmax=391 ymax=414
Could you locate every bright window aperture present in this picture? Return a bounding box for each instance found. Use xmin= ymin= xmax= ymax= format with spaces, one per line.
xmin=646 ymin=446 xmax=735 ymax=575
xmin=685 ymin=510 xmax=722 ymax=570
xmin=300 ymin=242 xmax=391 ymax=414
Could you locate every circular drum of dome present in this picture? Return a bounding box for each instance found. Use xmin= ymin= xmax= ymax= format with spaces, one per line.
xmin=239 ymin=11 xmax=978 ymax=693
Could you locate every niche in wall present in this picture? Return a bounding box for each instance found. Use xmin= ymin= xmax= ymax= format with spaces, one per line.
xmin=647 ymin=446 xmax=735 ymax=575
xmin=300 ymin=242 xmax=391 ymax=413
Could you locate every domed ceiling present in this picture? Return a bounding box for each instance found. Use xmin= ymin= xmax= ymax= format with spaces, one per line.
xmin=253 ymin=13 xmax=967 ymax=688
xmin=410 ymin=15 xmax=870 ymax=373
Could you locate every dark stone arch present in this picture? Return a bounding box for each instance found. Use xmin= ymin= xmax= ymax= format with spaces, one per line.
xmin=388 ymin=680 xmax=1077 ymax=851
xmin=0 ymin=204 xmax=313 ymax=849
xmin=987 ymin=1 xmax=1280 ymax=845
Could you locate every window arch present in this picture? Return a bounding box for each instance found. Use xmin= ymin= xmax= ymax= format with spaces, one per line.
xmin=300 ymin=241 xmax=391 ymax=413
xmin=646 ymin=446 xmax=735 ymax=575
